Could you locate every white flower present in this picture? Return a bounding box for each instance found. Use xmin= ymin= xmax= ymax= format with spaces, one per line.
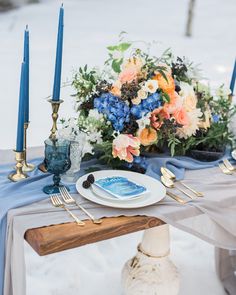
xmin=215 ymin=86 xmax=231 ymax=98
xmin=177 ymin=108 xmax=202 ymax=139
xmin=179 ymin=82 xmax=197 ymax=112
xmin=136 ymin=113 xmax=151 ymax=130
xmin=137 ymin=89 xmax=148 ymax=100
xmin=132 ymin=97 xmax=141 ymax=105
xmin=87 ymin=130 xmax=103 ymax=144
xmin=143 ymin=80 xmax=158 ymax=93
xmin=88 ymin=109 xmax=104 ymax=121
xmin=82 ymin=139 xmax=94 ymax=156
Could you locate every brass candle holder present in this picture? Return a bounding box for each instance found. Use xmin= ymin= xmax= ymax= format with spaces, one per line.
xmin=22 ymin=122 xmax=35 ymax=172
xmin=8 ymin=150 xmax=29 ymax=182
xmin=48 ymin=99 xmax=64 ymax=140
xmin=38 ymin=99 xmax=63 ymax=173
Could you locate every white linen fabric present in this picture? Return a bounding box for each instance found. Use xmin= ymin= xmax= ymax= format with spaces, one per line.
xmin=1 ymin=148 xmax=236 ymax=295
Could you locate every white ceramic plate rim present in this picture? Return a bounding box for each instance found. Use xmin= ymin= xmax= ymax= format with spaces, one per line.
xmin=76 ymin=170 xmax=166 ymax=209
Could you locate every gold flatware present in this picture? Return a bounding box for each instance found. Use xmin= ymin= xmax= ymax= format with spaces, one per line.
xmin=161 ymin=167 xmax=203 ymax=197
xmin=219 ymin=163 xmax=232 ymax=175
xmin=223 ymin=159 xmax=236 ymax=172
xmin=166 ymin=191 xmax=187 ymax=204
xmin=59 ymin=187 xmax=102 ymax=224
xmin=50 ymin=194 xmax=85 ymax=226
xmin=161 ymin=175 xmax=194 ymax=200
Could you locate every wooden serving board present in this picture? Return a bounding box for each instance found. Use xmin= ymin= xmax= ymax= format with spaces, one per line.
xmin=25 ymin=216 xmax=164 ymax=256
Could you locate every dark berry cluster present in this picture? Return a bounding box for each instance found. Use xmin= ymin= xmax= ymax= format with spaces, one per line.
xmin=123 ymin=115 xmax=139 ymax=134
xmin=121 ymin=81 xmax=140 ymax=101
xmin=80 ymin=100 xmax=94 ymax=111
xmin=96 ymin=80 xmax=112 ymax=94
xmin=171 ymin=57 xmax=188 ymax=81
xmin=82 ymin=174 xmax=95 ymax=189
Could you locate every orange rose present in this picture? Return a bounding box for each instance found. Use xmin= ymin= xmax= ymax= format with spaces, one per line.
xmin=153 ymin=73 xmax=175 ymax=95
xmin=151 ymin=107 xmax=170 ymax=129
xmin=139 ymin=127 xmax=157 ymax=146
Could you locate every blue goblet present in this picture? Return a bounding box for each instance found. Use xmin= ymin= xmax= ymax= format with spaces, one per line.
xmin=43 ymin=138 xmax=71 ymax=194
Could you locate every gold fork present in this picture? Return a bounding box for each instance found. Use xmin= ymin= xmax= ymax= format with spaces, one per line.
xmin=166 ymin=191 xmax=187 ymax=204
xmin=59 ymin=187 xmax=102 ymax=224
xmin=50 ymin=194 xmax=85 ymax=226
xmin=218 ymin=163 xmax=232 ymax=175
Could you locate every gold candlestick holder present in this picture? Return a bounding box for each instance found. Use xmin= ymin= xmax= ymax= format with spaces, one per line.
xmin=48 ymin=99 xmax=64 ymax=140
xmin=38 ymin=99 xmax=63 ymax=173
xmin=8 ymin=151 xmax=29 ymax=182
xmin=22 ymin=122 xmax=35 ymax=172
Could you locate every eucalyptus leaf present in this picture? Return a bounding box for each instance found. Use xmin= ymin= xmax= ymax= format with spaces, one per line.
xmin=118 ymin=42 xmax=131 ymax=52
xmin=112 ymin=59 xmax=123 ymax=73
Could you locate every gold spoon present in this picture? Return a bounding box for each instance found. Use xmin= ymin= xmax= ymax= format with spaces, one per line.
xmin=161 ymin=175 xmax=194 ymax=200
xmin=161 ymin=167 xmax=204 ymax=197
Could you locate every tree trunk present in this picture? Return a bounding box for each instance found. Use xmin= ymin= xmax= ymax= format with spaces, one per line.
xmin=0 ymin=0 xmax=14 ymax=12
xmin=185 ymin=0 xmax=196 ymax=37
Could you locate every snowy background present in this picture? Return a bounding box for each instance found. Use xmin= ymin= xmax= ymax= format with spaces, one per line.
xmin=0 ymin=0 xmax=236 ymax=294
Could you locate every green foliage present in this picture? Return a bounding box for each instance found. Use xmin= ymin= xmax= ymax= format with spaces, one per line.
xmin=94 ymin=141 xmax=125 ymax=168
xmin=72 ymin=65 xmax=98 ymax=104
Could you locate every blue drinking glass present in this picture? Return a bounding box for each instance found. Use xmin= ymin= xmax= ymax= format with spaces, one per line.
xmin=43 ymin=138 xmax=71 ymax=194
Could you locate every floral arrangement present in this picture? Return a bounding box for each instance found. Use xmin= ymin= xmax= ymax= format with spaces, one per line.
xmin=69 ymin=36 xmax=235 ymax=170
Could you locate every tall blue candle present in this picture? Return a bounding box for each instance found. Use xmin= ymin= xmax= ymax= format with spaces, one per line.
xmin=52 ymin=5 xmax=64 ymax=101
xmin=230 ymin=59 xmax=236 ymax=95
xmin=23 ymin=26 xmax=29 ymax=122
xmin=16 ymin=62 xmax=26 ymax=152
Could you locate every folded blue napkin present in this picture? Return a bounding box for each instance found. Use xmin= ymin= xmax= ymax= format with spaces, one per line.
xmin=145 ymin=154 xmax=230 ymax=181
xmin=0 ymin=152 xmax=232 ymax=295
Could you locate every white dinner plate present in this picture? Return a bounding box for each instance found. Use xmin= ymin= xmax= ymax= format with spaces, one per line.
xmin=76 ymin=170 xmax=166 ymax=209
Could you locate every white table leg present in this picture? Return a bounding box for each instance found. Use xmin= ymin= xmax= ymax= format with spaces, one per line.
xmin=122 ymin=224 xmax=180 ymax=295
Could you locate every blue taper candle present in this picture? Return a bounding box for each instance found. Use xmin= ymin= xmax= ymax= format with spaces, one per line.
xmin=16 ymin=62 xmax=26 ymax=152
xmin=23 ymin=26 xmax=29 ymax=122
xmin=230 ymin=59 xmax=236 ymax=95
xmin=52 ymin=4 xmax=64 ymax=101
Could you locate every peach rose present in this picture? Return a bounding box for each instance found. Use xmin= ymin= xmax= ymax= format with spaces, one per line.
xmin=164 ymin=92 xmax=183 ymax=114
xmin=180 ymin=82 xmax=197 ymax=112
xmin=151 ymin=107 xmax=170 ymax=130
xmin=139 ymin=127 xmax=157 ymax=146
xmin=112 ymin=134 xmax=140 ymax=163
xmin=110 ymin=80 xmax=122 ymax=97
xmin=119 ymin=67 xmax=137 ymax=84
xmin=123 ymin=57 xmax=143 ymax=72
xmin=173 ymin=108 xmax=189 ymax=126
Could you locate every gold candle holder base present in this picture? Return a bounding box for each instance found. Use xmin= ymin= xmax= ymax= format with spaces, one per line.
xmin=22 ymin=122 xmax=35 ymax=172
xmin=8 ymin=151 xmax=29 ymax=182
xmin=22 ymin=161 xmax=35 ymax=172
xmin=38 ymin=99 xmax=63 ymax=173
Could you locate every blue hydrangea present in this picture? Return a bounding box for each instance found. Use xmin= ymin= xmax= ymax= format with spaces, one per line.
xmin=212 ymin=114 xmax=220 ymax=123
xmin=131 ymin=93 xmax=162 ymax=119
xmin=125 ymin=156 xmax=148 ymax=170
xmin=94 ymin=93 xmax=130 ymax=131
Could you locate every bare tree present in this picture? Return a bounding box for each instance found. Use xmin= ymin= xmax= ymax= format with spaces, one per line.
xmin=0 ymin=0 xmax=13 ymax=11
xmin=185 ymin=0 xmax=196 ymax=37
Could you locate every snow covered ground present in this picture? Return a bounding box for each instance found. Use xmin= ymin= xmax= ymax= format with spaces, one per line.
xmin=1 ymin=0 xmax=236 ymax=294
